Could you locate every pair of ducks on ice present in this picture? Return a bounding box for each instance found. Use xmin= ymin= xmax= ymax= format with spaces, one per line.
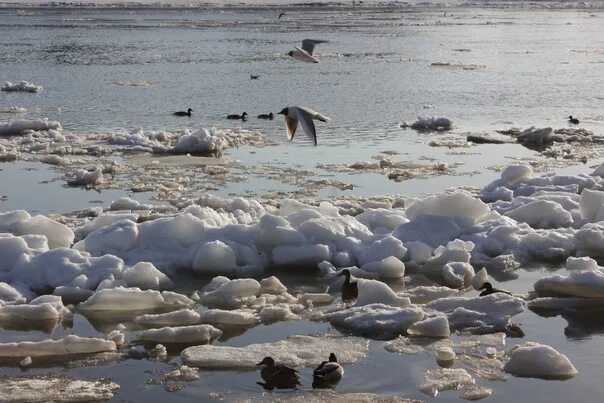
xmin=256 ymin=353 xmax=343 ymax=390
xmin=337 ymin=268 xmax=510 ymax=303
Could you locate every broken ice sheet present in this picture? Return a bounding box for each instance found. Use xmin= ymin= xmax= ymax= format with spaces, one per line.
xmin=419 ymin=368 xmax=475 ymax=397
xmin=0 ymin=375 xmax=119 ymax=402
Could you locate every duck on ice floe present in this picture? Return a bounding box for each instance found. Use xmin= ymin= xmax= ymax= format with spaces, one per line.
xmin=173 ymin=108 xmax=192 ymax=117
xmin=256 ymin=356 xmax=300 ymax=390
xmin=287 ymin=39 xmax=329 ymax=63
xmin=313 ymin=352 xmax=344 ymax=388
xmin=337 ymin=268 xmax=358 ymax=305
xmin=257 ymin=112 xmax=274 ymax=120
xmin=278 ymin=106 xmax=330 ymax=146
xmin=568 ymin=115 xmax=580 ymax=124
xmin=478 ymin=282 xmax=512 ymax=297
xmin=227 ymin=112 xmax=248 ymax=120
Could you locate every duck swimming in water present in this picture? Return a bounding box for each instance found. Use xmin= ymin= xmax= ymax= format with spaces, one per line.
xmin=479 ymin=282 xmax=512 ymax=297
xmin=173 ymin=108 xmax=192 ymax=117
xmin=337 ymin=269 xmax=358 ymax=304
xmin=313 ymin=352 xmax=344 ymax=388
xmin=250 ymin=74 xmax=260 ymax=80
xmin=568 ymin=115 xmax=580 ymax=124
xmin=227 ymin=112 xmax=248 ymax=120
xmin=256 ymin=356 xmax=300 ymax=389
xmin=257 ymin=112 xmax=274 ymax=120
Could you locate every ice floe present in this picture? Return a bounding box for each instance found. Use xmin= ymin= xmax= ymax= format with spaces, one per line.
xmin=0 ymin=335 xmax=116 ymax=358
xmin=135 ymin=309 xmax=202 ymax=327
xmin=0 ymin=376 xmax=119 ymax=402
xmin=0 ymin=119 xmax=60 ymax=136
xmin=400 ymin=116 xmax=453 ymax=131
xmin=181 ymin=334 xmax=368 ymax=368
xmin=503 ymin=342 xmax=578 ymax=379
xmin=78 ymin=287 xmax=194 ymax=311
xmin=138 ymin=324 xmax=222 ymax=344
xmin=1 ymin=81 xmax=43 ymax=93
xmin=534 ymin=269 xmax=604 ymax=298
xmin=317 ymin=304 xmax=424 ymax=336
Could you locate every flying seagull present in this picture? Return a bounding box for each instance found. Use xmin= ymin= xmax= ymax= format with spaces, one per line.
xmin=287 ymin=39 xmax=329 ymax=63
xmin=277 ymin=106 xmax=330 ymax=146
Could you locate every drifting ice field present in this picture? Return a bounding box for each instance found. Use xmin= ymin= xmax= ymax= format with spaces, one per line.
xmin=2 ymin=3 xmax=604 ymax=403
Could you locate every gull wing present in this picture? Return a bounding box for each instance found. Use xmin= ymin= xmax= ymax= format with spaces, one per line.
xmin=293 ymin=47 xmax=320 ymax=63
xmin=295 ymin=107 xmax=319 ymax=146
xmin=298 ymin=106 xmax=330 ymax=122
xmin=301 ymin=39 xmax=329 ymax=55
xmin=285 ymin=115 xmax=298 ymax=140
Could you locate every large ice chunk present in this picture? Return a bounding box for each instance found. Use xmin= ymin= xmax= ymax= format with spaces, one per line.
xmin=503 ymin=342 xmax=578 ymax=379
xmin=534 ymin=270 xmax=604 ymax=298
xmin=181 ymin=334 xmax=368 ymax=368
xmin=0 ymin=335 xmax=116 ymax=357
xmin=138 ymin=324 xmax=222 ymax=344
xmin=78 ymin=288 xmax=193 ymax=311
xmin=320 ymin=303 xmax=424 ymax=335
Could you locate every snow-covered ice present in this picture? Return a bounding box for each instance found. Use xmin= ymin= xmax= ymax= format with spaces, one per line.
xmin=138 ymin=324 xmax=222 ymax=344
xmin=0 ymin=335 xmax=116 ymax=357
xmin=503 ymin=342 xmax=578 ymax=379
xmin=1 ymin=81 xmax=43 ymax=93
xmin=181 ymin=334 xmax=368 ymax=368
xmin=0 ymin=376 xmax=119 ymax=402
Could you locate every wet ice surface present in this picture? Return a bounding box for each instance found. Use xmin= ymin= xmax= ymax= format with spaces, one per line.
xmin=2 ymin=3 xmax=604 ymax=403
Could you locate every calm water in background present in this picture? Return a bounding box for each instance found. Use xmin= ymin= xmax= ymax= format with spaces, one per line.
xmin=2 ymin=5 xmax=604 ymax=207
xmin=2 ymin=5 xmax=604 ymax=402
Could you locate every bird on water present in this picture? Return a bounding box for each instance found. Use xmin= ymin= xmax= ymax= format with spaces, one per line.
xmin=257 ymin=112 xmax=274 ymax=120
xmin=478 ymin=282 xmax=512 ymax=297
xmin=337 ymin=268 xmax=358 ymax=304
xmin=568 ymin=115 xmax=580 ymax=124
xmin=256 ymin=356 xmax=300 ymax=390
xmin=313 ymin=352 xmax=344 ymax=388
xmin=173 ymin=108 xmax=192 ymax=117
xmin=227 ymin=112 xmax=248 ymax=120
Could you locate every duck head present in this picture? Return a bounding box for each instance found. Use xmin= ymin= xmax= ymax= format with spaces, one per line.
xmin=278 ymin=107 xmax=288 ymax=116
xmin=568 ymin=115 xmax=573 ymax=119
xmin=242 ymin=112 xmax=248 ymax=117
xmin=337 ymin=269 xmax=351 ymax=278
xmin=256 ymin=356 xmax=275 ymax=367
xmin=287 ymin=51 xmax=294 ymax=57
xmin=187 ymin=108 xmax=193 ymax=113
xmin=479 ymin=282 xmax=493 ymax=291
xmin=268 ymin=112 xmax=274 ymax=118
xmin=329 ymin=353 xmax=337 ymax=362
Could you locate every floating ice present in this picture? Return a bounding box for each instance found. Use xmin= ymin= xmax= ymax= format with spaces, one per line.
xmin=0 ymin=335 xmax=116 ymax=358
xmin=122 ymin=262 xmax=173 ymax=290
xmin=427 ymin=293 xmax=525 ymax=333
xmin=534 ymin=270 xmax=604 ymax=298
xmin=138 ymin=324 xmax=222 ymax=344
xmin=408 ymin=315 xmax=450 ymax=338
xmin=0 ymin=211 xmax=73 ymax=249
xmin=67 ymin=167 xmax=104 ymax=187
xmin=259 ymin=303 xmax=300 ymax=323
xmin=442 ymin=262 xmax=475 ymax=288
xmin=503 ymin=342 xmax=578 ymax=379
xmin=501 ymin=165 xmax=533 ymax=185
xmin=0 ymin=376 xmax=119 ymax=402
xmin=0 ymin=295 xmax=70 ymax=322
xmin=420 ymin=368 xmax=475 ymax=397
xmin=181 ymin=334 xmax=368 ymax=369
xmin=259 ymin=276 xmax=287 ymax=294
xmin=435 ymin=346 xmax=456 ymax=361
xmin=0 ymin=282 xmax=28 ymax=305
xmin=355 ymin=279 xmax=410 ymax=307
xmin=198 ymin=278 xmax=261 ymax=308
xmin=1 ymin=81 xmax=43 ymax=93
xmin=401 ymin=116 xmax=453 ymax=131
xmin=200 ymin=308 xmax=260 ymax=326
xmin=170 ymin=127 xmax=264 ymax=157
xmin=78 ymin=287 xmax=193 ymax=311
xmin=0 ymin=119 xmax=60 ymax=136
xmin=135 ymin=309 xmax=202 ymax=327
xmin=298 ymin=293 xmax=334 ymax=306
xmin=472 ymin=268 xmax=489 ymax=290
xmin=320 ymin=303 xmax=424 ymax=335
xmin=0 ymin=106 xmax=26 ymax=114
